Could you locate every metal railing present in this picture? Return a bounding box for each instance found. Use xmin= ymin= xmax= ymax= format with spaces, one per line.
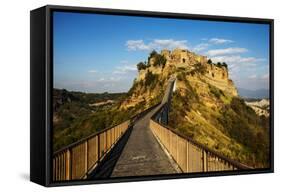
xmin=150 ymin=119 xmax=251 ymax=173
xmin=52 ymin=120 xmax=130 ymax=181
xmin=150 ymin=77 xmax=251 ymax=173
xmin=52 ymin=103 xmax=161 ymax=182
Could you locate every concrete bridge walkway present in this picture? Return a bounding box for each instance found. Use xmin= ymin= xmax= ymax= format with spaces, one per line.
xmin=110 ymin=104 xmax=178 ymax=177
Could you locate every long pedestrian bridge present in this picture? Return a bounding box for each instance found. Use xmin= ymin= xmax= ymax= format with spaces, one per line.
xmin=52 ymin=77 xmax=251 ymax=181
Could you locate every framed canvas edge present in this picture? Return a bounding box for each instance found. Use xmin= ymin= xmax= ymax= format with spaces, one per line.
xmin=32 ymin=4 xmax=274 ymax=187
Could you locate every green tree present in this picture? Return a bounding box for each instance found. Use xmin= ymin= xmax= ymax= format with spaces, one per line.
xmin=153 ymin=54 xmax=167 ymax=67
xmin=144 ymin=71 xmax=158 ymax=88
xmin=207 ymin=59 xmax=212 ymax=64
xmin=148 ymin=50 xmax=158 ymax=60
xmin=137 ymin=62 xmax=147 ymax=71
xmin=222 ymin=62 xmax=228 ymax=68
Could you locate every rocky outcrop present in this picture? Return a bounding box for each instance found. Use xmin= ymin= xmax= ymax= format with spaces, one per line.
xmin=245 ymin=99 xmax=270 ymax=117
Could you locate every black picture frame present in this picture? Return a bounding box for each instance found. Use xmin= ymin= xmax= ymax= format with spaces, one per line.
xmin=30 ymin=4 xmax=274 ymax=187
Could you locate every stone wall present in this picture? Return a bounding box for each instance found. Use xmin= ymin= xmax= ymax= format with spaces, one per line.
xmin=162 ymin=48 xmax=208 ymax=67
xmin=205 ymin=64 xmax=228 ymax=81
xmin=145 ymin=49 xmax=230 ymax=83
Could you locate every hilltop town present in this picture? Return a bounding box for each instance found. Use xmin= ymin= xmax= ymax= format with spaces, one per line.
xmin=122 ymin=48 xmax=237 ymax=109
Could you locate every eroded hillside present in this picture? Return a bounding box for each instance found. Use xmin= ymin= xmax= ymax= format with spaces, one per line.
xmin=124 ymin=48 xmax=269 ymax=168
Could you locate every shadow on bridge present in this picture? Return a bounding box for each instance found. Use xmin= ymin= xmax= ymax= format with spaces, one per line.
xmin=87 ymin=104 xmax=162 ymax=179
xmin=87 ymin=121 xmax=133 ymax=179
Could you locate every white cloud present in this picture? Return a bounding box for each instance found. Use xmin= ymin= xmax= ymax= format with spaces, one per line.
xmin=126 ymin=38 xmax=234 ymax=53
xmin=126 ymin=40 xmax=150 ymax=51
xmin=192 ymin=38 xmax=233 ymax=52
xmin=261 ymin=73 xmax=269 ymax=79
xmin=152 ymin=39 xmax=188 ymax=50
xmin=248 ymin=74 xmax=269 ymax=81
xmin=120 ymin=60 xmax=129 ymax=64
xmin=113 ymin=65 xmax=137 ymax=74
xmin=88 ymin=70 xmax=98 ymax=73
xmin=211 ymin=55 xmax=265 ymax=64
xmin=207 ymin=47 xmax=248 ymax=56
xmin=249 ymin=74 xmax=257 ymax=79
xmin=98 ymin=76 xmax=123 ymax=83
xmin=98 ymin=78 xmax=105 ymax=82
xmin=193 ymin=43 xmax=209 ymax=52
xmin=209 ymin=38 xmax=234 ymax=44
xmin=126 ymin=39 xmax=188 ymax=51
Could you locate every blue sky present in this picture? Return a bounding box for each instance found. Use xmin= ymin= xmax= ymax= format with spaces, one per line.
xmin=53 ymin=11 xmax=270 ymax=93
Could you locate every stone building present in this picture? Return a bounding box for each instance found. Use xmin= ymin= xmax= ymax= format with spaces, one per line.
xmin=137 ymin=48 xmax=237 ymax=96
xmin=160 ymin=48 xmax=207 ymax=67
xmin=146 ymin=48 xmax=231 ymax=87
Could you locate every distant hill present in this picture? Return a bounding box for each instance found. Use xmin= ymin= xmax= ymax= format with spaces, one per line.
xmin=238 ymin=88 xmax=269 ymax=99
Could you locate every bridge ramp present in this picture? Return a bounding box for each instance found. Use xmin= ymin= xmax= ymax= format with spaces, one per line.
xmin=111 ymin=105 xmax=178 ymax=177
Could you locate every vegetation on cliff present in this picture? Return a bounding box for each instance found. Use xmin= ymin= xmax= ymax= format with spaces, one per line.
xmin=168 ymin=67 xmax=269 ymax=168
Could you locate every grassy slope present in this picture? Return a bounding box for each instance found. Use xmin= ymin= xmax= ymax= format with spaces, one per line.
xmin=168 ymin=71 xmax=270 ymax=168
